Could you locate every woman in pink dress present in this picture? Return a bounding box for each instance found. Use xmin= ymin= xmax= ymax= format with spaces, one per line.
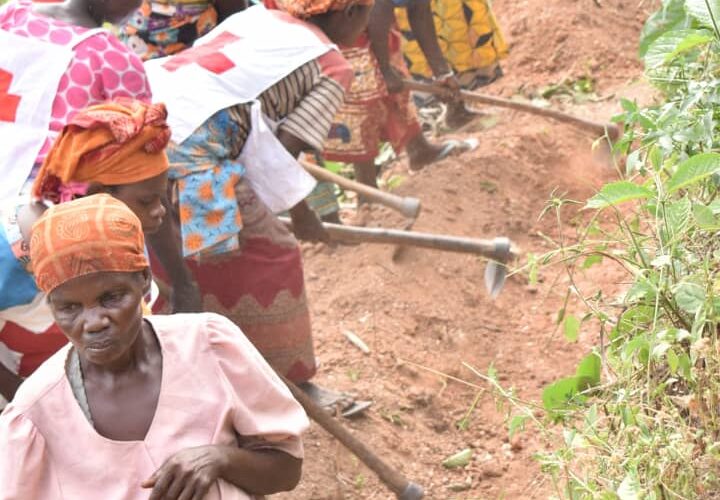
xmin=0 ymin=194 xmax=307 ymax=500
xmin=0 ymin=0 xmax=198 ymax=408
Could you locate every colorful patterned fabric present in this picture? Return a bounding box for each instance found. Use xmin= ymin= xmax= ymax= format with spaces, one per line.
xmin=305 ymin=181 xmax=339 ymax=217
xmin=120 ymin=0 xmax=218 ymax=61
xmin=33 ymin=99 xmax=170 ymax=203
xmin=168 ymin=109 xmax=246 ymax=257
xmin=0 ymin=0 xmax=152 ymax=166
xmin=169 ymin=56 xmax=350 ymax=257
xmin=270 ymin=0 xmax=373 ymax=18
xmin=323 ymin=31 xmax=421 ymax=162
xmin=151 ymin=179 xmax=317 ymax=384
xmin=395 ymin=0 xmax=507 ymax=89
xmin=30 ymin=194 xmax=149 ymax=293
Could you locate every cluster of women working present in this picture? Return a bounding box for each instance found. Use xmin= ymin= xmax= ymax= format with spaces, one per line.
xmin=0 ymin=0 xmax=505 ymax=497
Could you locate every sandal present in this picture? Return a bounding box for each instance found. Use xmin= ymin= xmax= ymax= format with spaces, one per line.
xmin=409 ymin=138 xmax=479 ymax=171
xmin=298 ymin=382 xmax=372 ymax=418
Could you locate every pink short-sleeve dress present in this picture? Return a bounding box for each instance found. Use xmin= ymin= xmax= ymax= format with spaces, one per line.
xmin=0 ymin=313 xmax=309 ymax=500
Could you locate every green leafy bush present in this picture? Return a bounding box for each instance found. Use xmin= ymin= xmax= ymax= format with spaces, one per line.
xmin=518 ymin=0 xmax=720 ymax=497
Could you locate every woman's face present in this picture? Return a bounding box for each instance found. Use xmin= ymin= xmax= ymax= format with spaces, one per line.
xmin=108 ymin=171 xmax=168 ymax=235
xmin=49 ymin=271 xmax=149 ymax=368
xmin=319 ymin=4 xmax=372 ymax=46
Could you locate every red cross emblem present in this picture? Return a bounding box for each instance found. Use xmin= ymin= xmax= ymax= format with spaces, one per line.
xmin=163 ymin=32 xmax=240 ymax=74
xmin=0 ymin=69 xmax=21 ymax=123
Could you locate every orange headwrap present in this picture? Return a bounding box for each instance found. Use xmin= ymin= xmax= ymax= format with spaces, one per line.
xmin=272 ymin=0 xmax=373 ymax=18
xmin=30 ymin=194 xmax=149 ymax=293
xmin=32 ymin=98 xmax=171 ymax=203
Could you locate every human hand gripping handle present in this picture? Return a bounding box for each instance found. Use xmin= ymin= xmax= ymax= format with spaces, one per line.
xmin=142 ymin=446 xmax=224 ymax=500
xmin=288 ymin=200 xmax=330 ymax=243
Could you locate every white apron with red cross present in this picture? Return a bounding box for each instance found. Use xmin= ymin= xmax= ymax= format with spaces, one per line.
xmin=0 ymin=30 xmax=72 ymax=201
xmin=145 ymin=5 xmax=338 ymax=213
xmin=0 ymin=28 xmax=101 ymax=203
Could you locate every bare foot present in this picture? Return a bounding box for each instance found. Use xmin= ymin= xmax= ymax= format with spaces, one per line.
xmin=407 ymin=135 xmax=454 ymax=171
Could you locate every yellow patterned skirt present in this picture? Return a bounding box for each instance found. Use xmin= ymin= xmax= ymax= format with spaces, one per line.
xmin=395 ymin=0 xmax=507 ymax=89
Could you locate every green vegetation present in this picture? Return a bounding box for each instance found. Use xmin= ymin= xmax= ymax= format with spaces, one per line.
xmin=510 ymin=0 xmax=720 ymax=497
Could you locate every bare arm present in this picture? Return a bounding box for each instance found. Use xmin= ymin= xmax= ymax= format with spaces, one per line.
xmin=367 ymin=0 xmax=396 ymax=74
xmin=406 ymin=0 xmax=451 ymax=77
xmin=0 ymin=363 xmax=22 ymax=402
xmin=218 ymin=447 xmax=301 ymax=494
xmin=143 ymin=445 xmax=302 ymax=498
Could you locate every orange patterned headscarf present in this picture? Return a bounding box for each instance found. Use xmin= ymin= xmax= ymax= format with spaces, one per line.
xmin=272 ymin=0 xmax=373 ymax=18
xmin=30 ymin=194 xmax=149 ymax=293
xmin=32 ymin=98 xmax=171 ymax=203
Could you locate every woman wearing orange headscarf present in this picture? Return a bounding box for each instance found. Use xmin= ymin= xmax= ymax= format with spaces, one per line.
xmin=0 ymin=194 xmax=307 ymax=499
xmin=0 ymin=99 xmax=197 ymax=409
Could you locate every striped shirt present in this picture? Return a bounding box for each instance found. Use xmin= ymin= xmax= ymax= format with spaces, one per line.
xmin=227 ymin=58 xmax=348 ymax=155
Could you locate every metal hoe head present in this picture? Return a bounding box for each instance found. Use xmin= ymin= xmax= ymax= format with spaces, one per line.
xmin=484 ymin=237 xmax=512 ymax=299
xmin=398 ymin=482 xmax=424 ymax=500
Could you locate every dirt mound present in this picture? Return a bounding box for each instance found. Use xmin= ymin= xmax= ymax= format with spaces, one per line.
xmin=496 ymin=0 xmax=650 ymax=96
xmin=276 ymin=1 xmax=650 ymax=498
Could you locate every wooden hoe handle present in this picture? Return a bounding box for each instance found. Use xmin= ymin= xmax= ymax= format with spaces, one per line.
xmin=404 ymin=79 xmax=621 ymax=141
xmin=284 ymin=378 xmax=425 ymax=500
xmin=300 ymin=160 xmax=421 ymax=219
xmin=280 ymin=217 xmax=518 ymax=261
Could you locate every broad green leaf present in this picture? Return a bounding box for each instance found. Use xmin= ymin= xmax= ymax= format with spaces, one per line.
xmin=542 ymin=377 xmax=581 ymax=411
xmin=693 ymin=203 xmax=720 ymax=229
xmin=644 ymin=29 xmax=710 ymax=68
xmin=585 ymin=181 xmax=654 ymax=209
xmin=625 ymin=280 xmax=657 ymax=303
xmin=674 ymin=282 xmax=706 ymax=313
xmin=666 ymin=153 xmax=720 ymax=192
xmin=625 ymin=149 xmax=643 ymax=175
xmin=564 ymin=315 xmax=580 ymax=342
xmin=665 ymin=31 xmax=714 ymax=60
xmin=620 ymin=97 xmax=638 ymax=113
xmin=639 ymin=0 xmax=690 ymax=57
xmin=649 ymin=145 xmax=664 ymax=170
xmin=662 ymin=197 xmax=691 ymax=240
xmin=575 ymin=353 xmax=601 ymax=388
xmin=685 ymin=0 xmax=720 ymax=29
xmin=623 ymin=337 xmax=650 ymax=365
